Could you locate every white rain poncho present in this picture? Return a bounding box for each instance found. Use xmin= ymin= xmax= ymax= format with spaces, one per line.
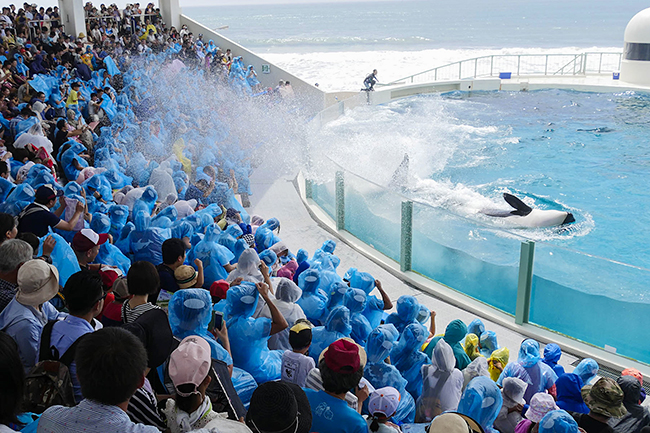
xmin=13 ymin=123 xmax=54 ymax=154
xmin=226 ymin=248 xmax=264 ymax=284
xmin=416 ymin=338 xmax=464 ymax=423
xmin=259 ymin=277 xmax=306 ymax=350
xmin=494 ymin=377 xmax=528 ymax=433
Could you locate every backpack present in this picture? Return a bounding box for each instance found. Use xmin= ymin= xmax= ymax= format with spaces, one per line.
xmin=23 ymin=321 xmax=82 ymax=414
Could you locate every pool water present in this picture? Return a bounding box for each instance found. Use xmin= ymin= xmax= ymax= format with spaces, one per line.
xmin=320 ymin=89 xmax=650 ymax=273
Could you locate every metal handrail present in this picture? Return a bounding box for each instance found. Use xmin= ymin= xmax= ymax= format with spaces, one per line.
xmin=383 ymin=51 xmax=623 ymax=86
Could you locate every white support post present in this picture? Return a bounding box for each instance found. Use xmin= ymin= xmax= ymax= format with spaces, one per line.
xmin=159 ymin=0 xmax=181 ymax=30
xmin=58 ymin=0 xmax=85 ymax=38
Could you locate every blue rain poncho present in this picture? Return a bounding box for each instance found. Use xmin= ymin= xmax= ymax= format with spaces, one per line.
xmin=416 ymin=304 xmax=431 ymax=325
xmin=38 ymin=232 xmax=80 ymax=287
xmin=189 ymin=224 xmax=235 ymax=288
xmin=468 ymin=319 xmax=486 ymax=337
xmin=309 ymin=305 xmax=352 ymax=364
xmin=316 ymin=255 xmax=344 ymax=297
xmin=108 ymin=204 xmax=129 ymax=241
xmin=479 ymin=331 xmax=499 ymax=358
xmin=168 ymin=288 xmax=233 ymax=366
xmin=326 ymin=281 xmax=349 ymax=311
xmin=61 ymin=142 xmax=89 ymax=182
xmin=365 ymin=324 xmax=415 ymax=423
xmin=91 ymin=213 xmax=131 ymax=274
xmin=0 ymin=177 xmax=14 ymax=202
xmin=225 ymin=282 xmax=283 ymax=384
xmin=0 ymin=183 xmax=34 ymax=216
xmin=416 ymin=338 xmax=464 ymax=423
xmin=296 ymin=268 xmax=328 ymax=325
xmin=424 ymin=319 xmax=471 ymax=371
xmin=385 ymin=295 xmax=420 ymax=334
xmin=346 ymin=268 xmax=385 ymax=329
xmin=343 ymin=288 xmax=372 ymax=345
xmin=132 ymin=185 xmax=158 ymax=218
xmin=497 ymin=339 xmax=558 ymax=403
xmin=572 ymin=358 xmax=599 ymax=386
xmin=458 ymin=376 xmax=503 ymax=433
xmin=542 ymin=343 xmax=566 ymax=378
xmin=130 ymin=211 xmax=170 ymax=265
xmin=538 ymin=410 xmax=580 ymax=433
xmin=254 ymin=217 xmax=281 ymax=253
xmin=391 ymin=322 xmax=430 ymax=401
xmin=555 ymin=373 xmax=589 ymax=414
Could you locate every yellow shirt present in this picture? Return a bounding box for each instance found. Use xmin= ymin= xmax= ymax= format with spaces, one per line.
xmin=66 ymin=89 xmax=78 ymax=107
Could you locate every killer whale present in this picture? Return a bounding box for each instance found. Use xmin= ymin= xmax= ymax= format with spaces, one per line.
xmin=482 ymin=193 xmax=575 ymax=228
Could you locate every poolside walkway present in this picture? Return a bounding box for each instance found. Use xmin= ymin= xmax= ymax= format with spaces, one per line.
xmin=247 ymin=168 xmax=580 ymax=373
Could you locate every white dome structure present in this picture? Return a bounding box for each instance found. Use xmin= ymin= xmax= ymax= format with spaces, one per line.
xmin=620 ymin=8 xmax=650 ymax=86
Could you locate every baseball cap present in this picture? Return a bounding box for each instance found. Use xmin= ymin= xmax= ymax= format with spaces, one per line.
xmin=72 ymin=228 xmax=109 ymax=252
xmin=289 ymin=321 xmax=313 ymax=350
xmin=168 ymin=335 xmax=212 ymax=397
xmin=16 ymin=259 xmax=60 ymax=307
xmin=368 ymin=386 xmax=400 ymax=418
xmin=111 ymin=276 xmax=129 ymax=299
xmin=174 ymin=265 xmax=198 ymax=289
xmin=35 ymin=184 xmax=63 ymax=202
xmin=209 ymin=279 xmax=229 ymax=300
xmin=319 ymin=338 xmax=367 ymax=374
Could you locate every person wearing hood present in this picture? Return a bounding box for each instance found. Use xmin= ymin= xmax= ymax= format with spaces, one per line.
xmin=345 ymin=268 xmax=393 ymax=329
xmin=556 ymin=373 xmax=590 ymax=415
xmin=416 ymin=338 xmax=464 ymax=423
xmin=423 ymin=319 xmax=471 ymax=370
xmin=296 ymin=268 xmax=328 ymax=326
xmin=189 ymin=223 xmax=235 ymax=287
xmin=539 ymin=410 xmax=581 ymax=433
xmin=462 ymin=357 xmax=490 ymax=391
xmin=479 ymin=331 xmax=499 ymax=358
xmin=344 ymin=288 xmax=373 ymax=346
xmin=610 ymin=376 xmax=650 ymax=433
xmin=498 ymin=339 xmax=558 ymax=404
xmin=259 ymin=277 xmax=306 ymax=351
xmin=226 ymin=248 xmax=263 ymax=284
xmin=390 ymin=322 xmax=430 ymax=401
xmin=457 ymin=376 xmax=503 ymax=433
xmin=495 ymin=377 xmax=529 ymax=433
xmin=225 ymin=281 xmax=287 ymax=384
xmin=309 ymin=305 xmax=352 ymax=365
xmin=542 ymin=343 xmax=566 ymax=378
xmin=464 ymin=333 xmax=482 ymax=361
xmin=365 ymin=324 xmax=416 ymax=424
xmin=573 ymin=358 xmax=599 ymax=386
xmin=385 ymin=295 xmax=420 ymax=334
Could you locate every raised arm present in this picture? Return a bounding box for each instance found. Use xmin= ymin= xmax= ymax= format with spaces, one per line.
xmin=257 ymin=282 xmax=287 ymax=335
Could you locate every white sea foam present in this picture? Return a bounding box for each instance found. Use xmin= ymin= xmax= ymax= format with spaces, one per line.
xmin=265 ymin=46 xmax=619 ymax=91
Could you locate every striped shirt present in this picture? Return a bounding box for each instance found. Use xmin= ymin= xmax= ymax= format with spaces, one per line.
xmin=127 ymin=385 xmax=167 ymax=431
xmin=121 ymin=301 xmax=160 ymax=324
xmin=38 ymin=399 xmax=159 ymax=433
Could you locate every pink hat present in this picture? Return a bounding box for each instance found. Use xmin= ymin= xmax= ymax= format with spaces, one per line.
xmin=525 ymin=393 xmax=559 ymax=423
xmin=369 ymin=386 xmax=401 ymax=418
xmin=168 ymin=335 xmax=212 ymax=397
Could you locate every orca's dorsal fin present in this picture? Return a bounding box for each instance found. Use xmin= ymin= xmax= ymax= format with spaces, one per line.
xmin=503 ymin=193 xmax=533 ymax=216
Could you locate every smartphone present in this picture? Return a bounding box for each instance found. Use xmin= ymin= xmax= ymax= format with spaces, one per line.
xmin=208 ymin=311 xmax=223 ymax=332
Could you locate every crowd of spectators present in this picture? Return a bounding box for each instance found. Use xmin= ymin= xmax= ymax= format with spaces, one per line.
xmin=0 ymin=2 xmax=647 ymax=433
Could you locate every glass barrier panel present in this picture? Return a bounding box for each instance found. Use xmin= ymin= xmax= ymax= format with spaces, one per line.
xmin=411 ymin=202 xmax=523 ymax=315
xmin=311 ymin=179 xmax=336 ymax=220
xmin=343 ymin=172 xmax=403 ymax=262
xmin=530 ymin=242 xmax=650 ymax=364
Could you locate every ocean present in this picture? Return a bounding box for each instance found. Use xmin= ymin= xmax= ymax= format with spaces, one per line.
xmin=184 ymin=0 xmax=646 ymax=91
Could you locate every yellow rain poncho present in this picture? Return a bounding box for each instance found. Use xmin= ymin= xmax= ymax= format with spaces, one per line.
xmin=463 ymin=333 xmax=484 ymax=361
xmin=487 ymin=346 xmax=510 ymax=382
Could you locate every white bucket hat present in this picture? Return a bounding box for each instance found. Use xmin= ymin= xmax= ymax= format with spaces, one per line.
xmin=16 ymin=259 xmax=59 ymax=307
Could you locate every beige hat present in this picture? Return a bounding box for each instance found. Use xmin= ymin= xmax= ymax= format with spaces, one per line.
xmin=428 ymin=412 xmax=485 ymax=433
xmin=112 ymin=277 xmax=129 ymax=299
xmin=174 ymin=265 xmax=198 ymax=289
xmin=16 ymin=259 xmax=59 ymax=306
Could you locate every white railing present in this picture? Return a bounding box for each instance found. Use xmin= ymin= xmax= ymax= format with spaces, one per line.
xmin=384 ymin=52 xmax=623 ymax=86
